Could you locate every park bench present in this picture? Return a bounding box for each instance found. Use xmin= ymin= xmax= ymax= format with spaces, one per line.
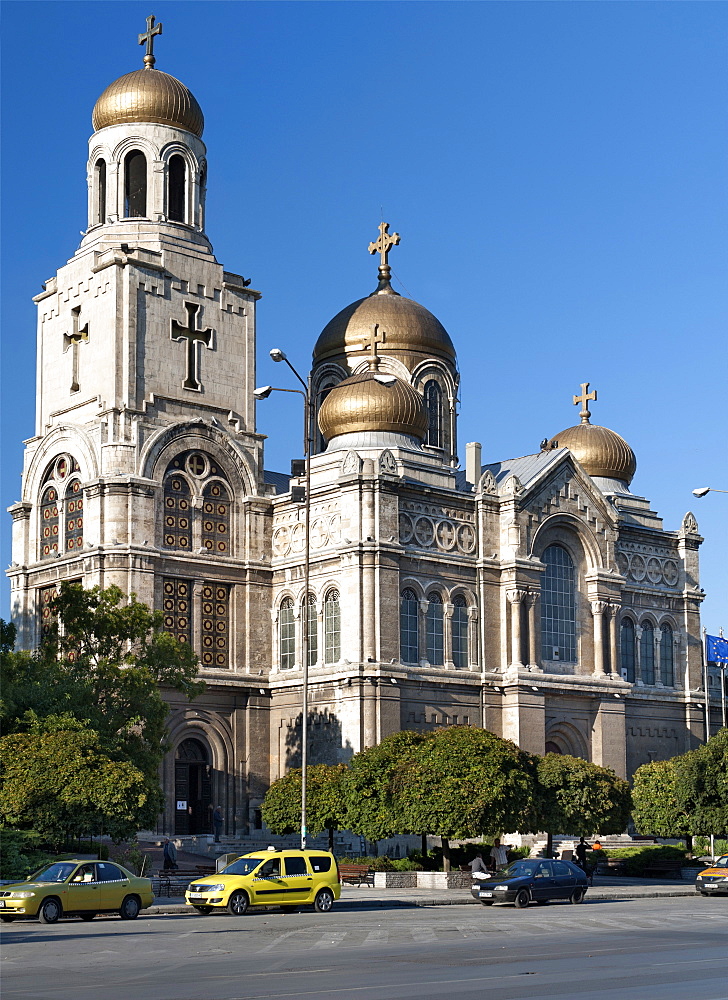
xmin=595 ymin=859 xmax=627 ymax=876
xmin=644 ymin=858 xmax=683 ymax=878
xmin=338 ymin=863 xmax=375 ymax=887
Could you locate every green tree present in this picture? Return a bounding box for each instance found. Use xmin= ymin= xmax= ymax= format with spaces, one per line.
xmin=535 ymin=753 xmax=632 ymax=856
xmin=674 ymin=729 xmax=728 ymax=838
xmin=632 ymin=757 xmax=692 ymax=846
xmin=396 ymin=727 xmax=537 ymax=870
xmin=261 ymin=763 xmax=349 ymax=850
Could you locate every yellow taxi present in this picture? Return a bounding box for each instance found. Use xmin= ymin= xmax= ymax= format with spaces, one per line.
xmin=186 ymin=848 xmax=340 ymax=915
xmin=695 ymin=854 xmax=728 ymax=896
xmin=0 ymin=859 xmax=154 ymax=924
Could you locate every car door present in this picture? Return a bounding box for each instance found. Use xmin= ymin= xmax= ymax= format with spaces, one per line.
xmin=64 ymin=864 xmax=102 ymax=913
xmin=95 ymin=862 xmax=131 ymax=911
xmin=550 ymin=860 xmax=576 ymax=899
xmin=280 ymin=855 xmax=314 ymax=903
xmin=530 ymin=861 xmax=557 ymax=900
xmin=250 ymin=857 xmax=284 ymax=904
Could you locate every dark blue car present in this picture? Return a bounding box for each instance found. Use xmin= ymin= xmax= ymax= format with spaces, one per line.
xmin=471 ymin=858 xmax=589 ymax=908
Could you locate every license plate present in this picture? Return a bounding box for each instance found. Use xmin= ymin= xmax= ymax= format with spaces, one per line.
xmin=479 ymin=891 xmax=493 ymax=898
xmin=0 ymin=901 xmax=5 ymax=908
xmin=188 ymin=893 xmax=205 ymax=898
xmin=703 ymin=885 xmax=717 ymax=890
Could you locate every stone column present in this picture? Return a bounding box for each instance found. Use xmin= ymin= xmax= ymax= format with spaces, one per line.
xmin=525 ymin=592 xmax=539 ymax=669
xmin=468 ymin=607 xmax=479 ymax=668
xmin=591 ymin=601 xmax=608 ymax=676
xmin=418 ymin=600 xmax=428 ymax=667
xmin=635 ymin=624 xmax=643 ymax=684
xmin=506 ymin=589 xmax=526 ymax=668
xmin=444 ymin=602 xmax=454 ymax=669
xmin=608 ymin=604 xmax=619 ymax=677
xmin=654 ymin=627 xmax=663 ymax=686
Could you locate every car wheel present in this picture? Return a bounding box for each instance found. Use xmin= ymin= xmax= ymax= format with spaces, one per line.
xmin=314 ymin=888 xmax=335 ymax=913
xmin=514 ymin=889 xmax=530 ymax=909
xmin=570 ymin=889 xmax=585 ymax=905
xmin=0 ymin=916 xmax=15 ymax=923
xmin=699 ymin=891 xmax=710 ymax=897
xmin=194 ymin=906 xmax=212 ymax=914
xmin=228 ymin=891 xmax=249 ymax=916
xmin=119 ymin=896 xmax=140 ymax=920
xmin=281 ymin=905 xmax=299 ymax=913
xmin=79 ymin=913 xmax=96 ymax=921
xmin=480 ymin=901 xmax=494 ymax=906
xmin=38 ymin=898 xmax=62 ymax=924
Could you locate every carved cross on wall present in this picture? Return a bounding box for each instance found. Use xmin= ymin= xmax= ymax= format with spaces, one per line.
xmin=170 ymin=302 xmax=213 ymax=392
xmin=573 ymin=382 xmax=597 ymax=422
xmin=63 ymin=306 xmax=89 ymax=393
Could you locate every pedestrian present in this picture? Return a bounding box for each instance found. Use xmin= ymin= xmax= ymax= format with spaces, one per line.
xmin=162 ymin=837 xmax=178 ymax=870
xmin=212 ymin=805 xmax=224 ymax=843
xmin=574 ymin=837 xmax=589 ymax=869
xmin=469 ymin=852 xmax=488 ymax=874
xmin=592 ymin=839 xmax=603 ymax=852
xmin=489 ymin=838 xmax=509 ymax=871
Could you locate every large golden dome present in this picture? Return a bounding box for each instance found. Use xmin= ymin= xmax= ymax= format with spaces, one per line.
xmin=549 ymin=421 xmax=636 ymax=484
xmin=92 ymin=68 xmax=204 ymax=137
xmin=318 ymin=371 xmax=428 ymax=442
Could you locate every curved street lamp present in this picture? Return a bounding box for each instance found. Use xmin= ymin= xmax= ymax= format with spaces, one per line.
xmin=692 ymin=487 xmax=728 ymax=498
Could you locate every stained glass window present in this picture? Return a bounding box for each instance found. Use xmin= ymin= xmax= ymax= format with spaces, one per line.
xmin=424 ymin=380 xmax=443 ymax=448
xmin=540 ymin=545 xmax=577 ymax=662
xmin=162 ymin=578 xmax=192 ymax=645
xmin=163 ymin=476 xmax=192 ymax=550
xmin=400 ymin=589 xmax=419 ymax=664
xmin=39 ymin=585 xmax=58 ymax=640
xmin=452 ymin=595 xmax=468 ymax=668
xmin=306 ymin=594 xmax=318 ymax=667
xmin=202 ymin=482 xmax=230 ymax=555
xmin=621 ymin=619 xmax=636 ymax=683
xmin=426 ymin=592 xmax=444 ymax=665
xmin=280 ymin=598 xmax=295 ymax=669
xmin=641 ymin=622 xmax=655 ymax=685
xmin=324 ymin=590 xmax=341 ymax=664
xmin=660 ymin=624 xmax=674 ymax=686
xmin=201 ymin=583 xmax=229 ymax=668
xmin=40 ymin=486 xmax=60 ymax=559
xmin=64 ymin=479 xmax=83 ymax=552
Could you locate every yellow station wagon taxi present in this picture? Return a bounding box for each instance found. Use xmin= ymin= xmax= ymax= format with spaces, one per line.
xmin=186 ymin=849 xmax=340 ymax=915
xmin=695 ymin=855 xmax=728 ymax=896
xmin=0 ymin=860 xmax=154 ymax=924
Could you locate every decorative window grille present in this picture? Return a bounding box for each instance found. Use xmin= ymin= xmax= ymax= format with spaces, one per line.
xmin=280 ymin=598 xmax=295 ymax=669
xmin=424 ymin=380 xmax=443 ymax=448
xmin=306 ymin=594 xmax=318 ymax=667
xmin=39 ymin=585 xmax=59 ymax=640
xmin=324 ymin=590 xmax=341 ymax=664
xmin=163 ymin=476 xmax=192 ymax=550
xmin=641 ymin=622 xmax=655 ymax=685
xmin=162 ymin=578 xmax=192 ymax=645
xmin=620 ymin=619 xmax=636 ymax=683
xmin=202 ymin=482 xmax=230 ymax=554
xmin=660 ymin=624 xmax=674 ymax=686
xmin=452 ymin=595 xmax=468 ymax=668
xmin=40 ymin=486 xmax=60 ymax=559
xmin=400 ymin=589 xmax=419 ymax=664
xmin=426 ymin=592 xmax=444 ymax=666
xmin=64 ymin=479 xmax=83 ymax=552
xmin=201 ymin=583 xmax=229 ymax=668
xmin=540 ymin=545 xmax=577 ymax=662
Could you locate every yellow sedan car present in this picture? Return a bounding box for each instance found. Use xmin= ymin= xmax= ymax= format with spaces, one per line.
xmin=186 ymin=849 xmax=341 ymax=915
xmin=0 ymin=859 xmax=154 ymax=924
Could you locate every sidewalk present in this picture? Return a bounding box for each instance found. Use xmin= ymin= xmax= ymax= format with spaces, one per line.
xmin=147 ymin=875 xmax=699 ymax=915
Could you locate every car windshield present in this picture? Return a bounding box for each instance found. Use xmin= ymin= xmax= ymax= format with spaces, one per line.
xmin=497 ymin=861 xmax=540 ymax=878
xmin=32 ymin=862 xmax=78 ymax=883
xmin=221 ymin=858 xmax=263 ymax=876
xmin=713 ymin=856 xmax=728 ymax=868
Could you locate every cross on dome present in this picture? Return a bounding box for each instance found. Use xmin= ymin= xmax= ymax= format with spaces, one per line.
xmin=368 ymin=222 xmax=400 ymax=288
xmin=573 ymin=382 xmax=597 ymax=423
xmin=139 ymin=14 xmax=163 ymax=68
xmin=360 ymin=324 xmax=386 ymax=369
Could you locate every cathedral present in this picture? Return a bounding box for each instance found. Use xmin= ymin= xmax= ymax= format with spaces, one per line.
xmin=8 ymin=22 xmax=706 ymax=839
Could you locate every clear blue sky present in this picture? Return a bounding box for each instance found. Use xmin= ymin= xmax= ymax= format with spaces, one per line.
xmin=1 ymin=1 xmax=726 ymax=633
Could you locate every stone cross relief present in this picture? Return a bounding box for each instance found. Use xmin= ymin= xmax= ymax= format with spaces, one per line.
xmin=170 ymin=302 xmax=214 ymax=392
xmin=63 ymin=306 xmax=89 ymax=393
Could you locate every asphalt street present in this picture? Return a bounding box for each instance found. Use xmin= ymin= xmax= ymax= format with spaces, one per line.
xmin=2 ymin=896 xmax=726 ymax=1000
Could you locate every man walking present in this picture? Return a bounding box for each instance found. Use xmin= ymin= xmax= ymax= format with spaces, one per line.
xmin=212 ymin=805 xmax=224 ymax=843
xmin=489 ymin=838 xmax=509 ymax=871
xmin=162 ymin=837 xmax=178 ymax=871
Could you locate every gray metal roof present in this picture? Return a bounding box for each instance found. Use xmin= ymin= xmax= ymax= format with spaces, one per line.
xmin=482 ymin=448 xmax=568 ymax=488
xmin=263 ymin=469 xmax=292 ymax=495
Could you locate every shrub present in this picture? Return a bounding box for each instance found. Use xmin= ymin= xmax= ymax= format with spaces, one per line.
xmin=596 ymin=844 xmax=686 ymax=875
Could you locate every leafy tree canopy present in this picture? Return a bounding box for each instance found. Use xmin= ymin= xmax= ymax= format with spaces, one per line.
xmin=535 ymin=753 xmax=632 ymax=835
xmin=261 ymin=763 xmax=349 ymax=838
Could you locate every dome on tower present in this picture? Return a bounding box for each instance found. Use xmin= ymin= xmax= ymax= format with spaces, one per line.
xmin=92 ymin=68 xmax=204 ymax=137
xmin=547 ymin=383 xmax=636 ymax=486
xmin=318 ymin=371 xmax=428 ymax=443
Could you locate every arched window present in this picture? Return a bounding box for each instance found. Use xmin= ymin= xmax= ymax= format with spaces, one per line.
xmin=540 ymin=545 xmax=577 ymax=661
xmin=168 ymin=154 xmax=186 ymax=222
xmin=452 ymin=595 xmax=468 ymax=668
xmin=201 ymin=583 xmax=229 ymax=669
xmin=64 ymin=479 xmax=83 ymax=552
xmin=279 ymin=598 xmax=295 ymax=670
xmin=641 ymin=622 xmax=655 ymax=685
xmin=40 ymin=486 xmax=60 ymax=559
xmin=124 ymin=150 xmax=147 ymax=218
xmin=198 ymin=164 xmax=207 ymax=227
xmin=163 ymin=475 xmax=192 ymax=550
xmin=660 ymin=624 xmax=674 ymax=686
xmin=95 ymin=158 xmax=106 ymax=224
xmin=162 ymin=578 xmax=192 ymax=645
xmin=426 ymin=592 xmax=444 ymax=665
xmin=620 ymin=618 xmax=636 ymax=683
xmin=305 ymin=594 xmax=318 ymax=667
xmin=202 ymin=482 xmax=230 ymax=555
xmin=324 ymin=590 xmax=341 ymax=664
xmin=424 ymin=380 xmax=443 ymax=448
xmin=400 ymin=589 xmax=419 ymax=664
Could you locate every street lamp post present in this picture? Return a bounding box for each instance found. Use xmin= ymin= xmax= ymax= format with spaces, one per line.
xmin=255 ymin=348 xmax=314 ymax=850
xmin=692 ymin=487 xmax=728 ymax=498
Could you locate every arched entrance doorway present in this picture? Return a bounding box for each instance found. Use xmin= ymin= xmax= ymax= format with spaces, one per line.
xmin=175 ymin=738 xmax=212 ymax=835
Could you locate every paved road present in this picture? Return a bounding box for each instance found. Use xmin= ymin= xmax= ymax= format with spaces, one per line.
xmin=2 ymin=896 xmax=726 ymax=1000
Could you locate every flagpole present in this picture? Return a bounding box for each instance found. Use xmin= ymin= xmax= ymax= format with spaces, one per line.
xmin=701 ymin=628 xmax=710 ymax=742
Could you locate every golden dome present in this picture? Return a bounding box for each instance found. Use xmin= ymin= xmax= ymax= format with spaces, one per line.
xmin=318 ymin=371 xmax=428 ymax=442
xmin=313 ymin=288 xmax=456 ymax=368
xmin=92 ymin=68 xmax=204 ymax=137
xmin=548 ymin=421 xmax=636 ymax=484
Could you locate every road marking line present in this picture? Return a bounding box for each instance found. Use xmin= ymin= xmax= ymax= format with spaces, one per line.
xmin=257 ymin=929 xmax=304 ymax=953
xmin=312 ymin=930 xmax=347 ymax=949
xmin=410 ymin=926 xmax=437 ymax=943
xmin=362 ymin=929 xmax=388 ymax=945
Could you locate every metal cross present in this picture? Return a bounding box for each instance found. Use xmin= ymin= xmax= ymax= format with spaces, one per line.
xmin=139 ymin=14 xmax=163 ymax=67
xmin=360 ymin=324 xmax=386 ymax=368
xmin=573 ymin=382 xmax=597 ymax=422
xmin=63 ymin=306 xmax=89 ymax=393
xmin=368 ymin=222 xmax=400 ymax=270
xmin=171 ymin=302 xmax=213 ymax=392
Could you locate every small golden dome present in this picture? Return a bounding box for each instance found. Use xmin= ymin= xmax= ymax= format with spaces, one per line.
xmin=318 ymin=371 xmax=428 ymax=443
xmin=92 ymin=69 xmax=204 ymax=137
xmin=313 ymin=289 xmax=456 ymax=368
xmin=549 ymin=422 xmax=636 ymax=484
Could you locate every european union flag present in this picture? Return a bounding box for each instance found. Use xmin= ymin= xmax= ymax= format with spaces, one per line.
xmin=706 ymin=634 xmax=728 ymax=664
